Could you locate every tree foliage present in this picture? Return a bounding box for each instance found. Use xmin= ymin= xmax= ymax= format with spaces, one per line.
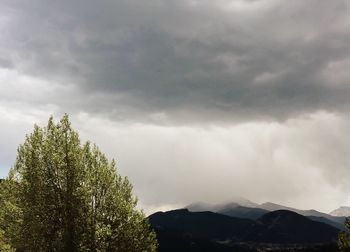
xmin=0 ymin=115 xmax=157 ymax=251
xmin=339 ymin=218 xmax=350 ymax=252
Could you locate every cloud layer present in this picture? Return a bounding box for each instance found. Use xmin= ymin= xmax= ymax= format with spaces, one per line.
xmin=1 ymin=0 xmax=350 ymax=213
xmin=2 ymin=0 xmax=350 ymax=123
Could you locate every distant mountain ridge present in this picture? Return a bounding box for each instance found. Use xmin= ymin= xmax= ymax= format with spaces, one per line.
xmin=187 ymin=198 xmax=259 ymax=212
xmin=260 ymin=202 xmax=333 ymax=218
xmin=186 ymin=199 xmax=347 ymax=230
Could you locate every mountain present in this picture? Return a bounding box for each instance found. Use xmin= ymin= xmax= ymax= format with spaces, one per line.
xmin=307 ymin=216 xmax=346 ymax=231
xmin=259 ymin=202 xmax=347 ymax=227
xmin=186 ymin=198 xmax=259 ymax=212
xmin=187 ymin=200 xmax=346 ymax=228
xmin=244 ymin=210 xmax=340 ymax=244
xmin=260 ymin=202 xmax=297 ymax=212
xmin=218 ymin=205 xmax=269 ymax=220
xmin=149 ymin=209 xmax=340 ymax=251
xmin=188 ymin=200 xmax=335 ymax=219
xmin=260 ymin=202 xmax=329 ymax=218
xmin=149 ymin=209 xmax=253 ymax=241
xmin=149 ymin=209 xmax=255 ymax=252
xmin=186 ymin=202 xmax=232 ymax=212
xmin=330 ymin=206 xmax=350 ymax=217
xmin=230 ymin=198 xmax=260 ymax=208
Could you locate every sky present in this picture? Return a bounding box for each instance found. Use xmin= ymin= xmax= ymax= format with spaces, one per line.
xmin=1 ymin=0 xmax=350 ymax=214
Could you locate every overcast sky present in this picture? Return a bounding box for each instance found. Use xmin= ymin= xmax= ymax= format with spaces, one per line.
xmin=1 ymin=0 xmax=350 ymax=214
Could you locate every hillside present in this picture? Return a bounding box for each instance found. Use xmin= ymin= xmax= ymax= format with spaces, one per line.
xmin=244 ymin=210 xmax=340 ymax=243
xmin=218 ymin=205 xmax=269 ymax=220
xmin=149 ymin=209 xmax=253 ymax=240
xmin=149 ymin=209 xmax=340 ymax=251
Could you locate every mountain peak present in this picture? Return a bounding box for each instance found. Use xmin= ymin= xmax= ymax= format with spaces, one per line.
xmin=186 ymin=198 xmax=259 ymax=212
xmin=330 ymin=206 xmax=350 ymax=217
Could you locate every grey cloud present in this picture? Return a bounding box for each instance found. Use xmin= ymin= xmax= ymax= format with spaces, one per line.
xmin=2 ymin=0 xmax=350 ymax=123
xmin=0 ymin=58 xmax=13 ymax=69
xmin=3 ymin=0 xmax=350 ymax=214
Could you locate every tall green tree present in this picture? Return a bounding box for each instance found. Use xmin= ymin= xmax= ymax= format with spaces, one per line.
xmin=0 ymin=176 xmax=19 ymax=251
xmin=0 ymin=179 xmax=12 ymax=251
xmin=0 ymin=115 xmax=157 ymax=251
xmin=339 ymin=218 xmax=350 ymax=252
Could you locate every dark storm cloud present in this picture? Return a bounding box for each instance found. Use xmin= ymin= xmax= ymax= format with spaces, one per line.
xmin=2 ymin=0 xmax=350 ymax=123
xmin=3 ymin=1 xmax=350 ymax=212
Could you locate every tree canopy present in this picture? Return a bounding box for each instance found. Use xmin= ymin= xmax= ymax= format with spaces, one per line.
xmin=339 ymin=218 xmax=350 ymax=252
xmin=0 ymin=115 xmax=157 ymax=251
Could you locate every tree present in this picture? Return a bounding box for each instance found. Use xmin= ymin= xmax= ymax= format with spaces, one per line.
xmin=0 ymin=115 xmax=157 ymax=251
xmin=0 ymin=180 xmax=11 ymax=251
xmin=339 ymin=218 xmax=350 ymax=252
xmin=0 ymin=177 xmax=19 ymax=252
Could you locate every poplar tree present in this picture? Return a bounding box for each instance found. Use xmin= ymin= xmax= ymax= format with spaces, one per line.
xmin=0 ymin=115 xmax=157 ymax=252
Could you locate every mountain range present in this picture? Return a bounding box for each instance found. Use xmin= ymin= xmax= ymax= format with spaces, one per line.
xmin=186 ymin=200 xmax=347 ymax=230
xmin=148 ymin=200 xmax=349 ymax=251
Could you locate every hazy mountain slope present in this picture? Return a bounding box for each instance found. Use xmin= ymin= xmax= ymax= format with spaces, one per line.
xmin=259 ymin=202 xmax=295 ymax=211
xmin=244 ymin=210 xmax=340 ymax=243
xmin=187 ymin=200 xmax=347 ymax=229
xmin=186 ymin=202 xmax=238 ymax=212
xmin=307 ymin=216 xmax=345 ymax=230
xmin=218 ymin=204 xmax=345 ymax=229
xmin=260 ymin=202 xmax=327 ymax=217
xmin=218 ymin=206 xmax=269 ymax=220
xmin=186 ymin=198 xmax=259 ymax=212
xmin=260 ymin=202 xmax=346 ymax=225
